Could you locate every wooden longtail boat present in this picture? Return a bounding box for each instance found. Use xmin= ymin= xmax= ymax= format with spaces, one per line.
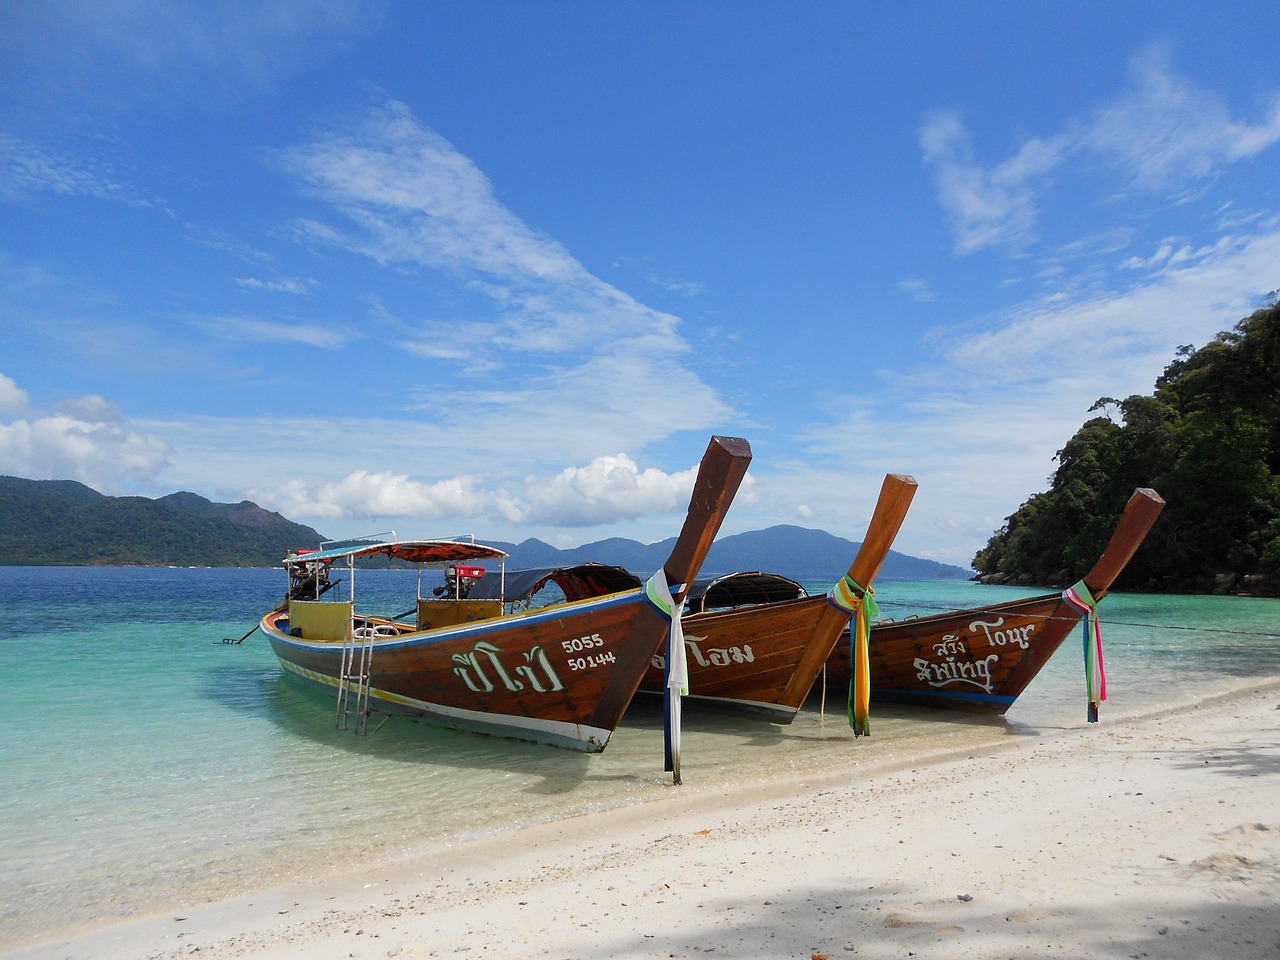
xmin=636 ymin=473 xmax=919 ymax=722
xmin=259 ymin=435 xmax=752 ymax=752
xmin=824 ymin=486 xmax=1166 ymax=714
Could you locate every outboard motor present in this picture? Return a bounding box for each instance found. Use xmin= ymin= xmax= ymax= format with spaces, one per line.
xmin=286 ymin=549 xmax=336 ymax=600
xmin=433 ymin=564 xmax=486 ymax=599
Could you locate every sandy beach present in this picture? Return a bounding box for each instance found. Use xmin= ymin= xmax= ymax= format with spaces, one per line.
xmin=7 ymin=681 xmax=1278 ymax=960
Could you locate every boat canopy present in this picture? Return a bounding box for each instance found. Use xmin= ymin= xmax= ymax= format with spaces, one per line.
xmin=468 ymin=563 xmax=642 ymax=603
xmin=285 ymin=539 xmax=509 ymax=567
xmin=684 ymin=571 xmax=808 ymax=614
xmin=466 ymin=564 xmax=806 ymax=612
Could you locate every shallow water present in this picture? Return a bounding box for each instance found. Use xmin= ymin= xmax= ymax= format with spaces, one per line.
xmin=1 ymin=567 xmax=1277 ymax=942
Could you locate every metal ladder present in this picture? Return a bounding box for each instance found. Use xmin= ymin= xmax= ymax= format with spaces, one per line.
xmin=336 ymin=620 xmax=374 ymax=735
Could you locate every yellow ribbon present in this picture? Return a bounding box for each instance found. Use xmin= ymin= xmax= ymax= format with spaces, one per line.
xmin=827 ymin=575 xmax=879 ymax=736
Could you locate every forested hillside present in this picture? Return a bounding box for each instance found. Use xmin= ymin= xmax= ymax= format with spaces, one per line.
xmin=974 ymin=302 xmax=1280 ymax=595
xmin=0 ymin=476 xmax=973 ymax=578
xmin=0 ymin=478 xmax=327 ymax=566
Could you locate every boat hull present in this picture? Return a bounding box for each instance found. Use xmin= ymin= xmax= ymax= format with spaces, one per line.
xmin=640 ymin=595 xmax=835 ymax=722
xmin=637 ymin=473 xmax=919 ymax=722
xmin=827 ymin=486 xmax=1165 ymax=715
xmin=263 ymin=589 xmax=661 ymax=752
xmin=824 ymin=592 xmax=1081 ymax=714
xmin=257 ymin=434 xmax=754 ymax=762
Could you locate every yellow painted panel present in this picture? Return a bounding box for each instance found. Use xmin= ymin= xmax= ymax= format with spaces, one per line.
xmin=417 ymin=598 xmax=504 ymax=631
xmin=289 ymin=600 xmax=354 ymax=642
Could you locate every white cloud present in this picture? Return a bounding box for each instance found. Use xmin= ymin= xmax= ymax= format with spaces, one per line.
xmin=273 ymin=102 xmax=706 ymax=366
xmin=783 ymin=223 xmax=1280 ymax=565
xmin=0 ymin=373 xmax=29 ymax=413
xmin=1082 ymin=47 xmax=1280 ymax=193
xmin=521 ymin=453 xmax=697 ymax=527
xmin=0 ymin=388 xmax=170 ymax=490
xmin=249 ymin=99 xmax=733 ymax=482
xmin=919 ymin=111 xmax=1063 ymax=254
xmin=924 ymin=48 xmax=1280 ymax=256
xmin=191 ymin=315 xmax=351 ymax=348
xmin=260 ymin=470 xmax=524 ymax=525
xmin=942 ymin=228 xmax=1278 ymax=387
xmin=249 ymin=451 xmax=717 ymax=533
xmin=234 ymin=276 xmax=319 ymax=295
xmin=1 ymin=0 xmax=370 ymax=108
xmin=896 ymin=278 xmax=938 ymax=303
xmin=1120 ymin=238 xmax=1179 ymax=271
xmin=0 ymin=133 xmax=148 ymax=206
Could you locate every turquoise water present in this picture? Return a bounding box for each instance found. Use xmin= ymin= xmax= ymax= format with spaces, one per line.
xmin=2 ymin=567 xmax=1278 ymax=944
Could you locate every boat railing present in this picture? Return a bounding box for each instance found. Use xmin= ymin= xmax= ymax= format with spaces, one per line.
xmin=321 ymin=530 xmax=397 ymax=550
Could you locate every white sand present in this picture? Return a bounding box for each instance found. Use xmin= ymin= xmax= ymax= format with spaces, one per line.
xmin=7 ymin=682 xmax=1279 ymax=960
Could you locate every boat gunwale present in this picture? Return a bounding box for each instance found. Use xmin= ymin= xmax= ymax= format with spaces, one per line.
xmin=868 ymin=590 xmax=1073 ymax=633
xmin=262 ymin=587 xmax=646 ymax=651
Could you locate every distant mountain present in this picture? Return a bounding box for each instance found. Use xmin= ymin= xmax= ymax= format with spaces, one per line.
xmin=0 ymin=477 xmax=973 ymax=578
xmin=0 ymin=476 xmax=326 ymax=566
xmin=486 ymin=523 xmax=972 ymax=581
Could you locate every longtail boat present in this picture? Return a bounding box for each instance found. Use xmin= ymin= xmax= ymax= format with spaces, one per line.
xmin=824 ymin=486 xmax=1166 ymax=715
xmin=259 ymin=435 xmax=752 ymax=752
xmin=637 ymin=473 xmax=919 ymax=723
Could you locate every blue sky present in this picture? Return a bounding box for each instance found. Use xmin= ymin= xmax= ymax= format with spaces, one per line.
xmin=2 ymin=2 xmax=1278 ymax=568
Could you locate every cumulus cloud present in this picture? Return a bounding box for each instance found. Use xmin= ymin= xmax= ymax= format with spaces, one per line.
xmin=0 ymin=373 xmax=29 ymax=412
xmin=260 ymin=469 xmax=523 ymax=525
xmin=249 ymin=451 xmax=719 ymax=533
xmin=521 ymin=453 xmax=698 ymax=527
xmin=0 ymin=384 xmax=170 ymax=489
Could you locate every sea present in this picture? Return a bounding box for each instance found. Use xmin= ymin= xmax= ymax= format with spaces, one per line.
xmin=2 ymin=565 xmax=1278 ymax=946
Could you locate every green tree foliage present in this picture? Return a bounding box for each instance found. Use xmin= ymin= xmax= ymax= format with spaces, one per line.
xmin=0 ymin=477 xmax=327 ymax=566
xmin=973 ymin=302 xmax=1280 ymax=593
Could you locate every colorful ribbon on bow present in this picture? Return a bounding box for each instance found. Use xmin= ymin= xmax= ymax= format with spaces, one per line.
xmin=1061 ymin=580 xmax=1106 ymax=722
xmin=827 ymin=574 xmax=880 ymax=736
xmin=645 ymin=569 xmax=686 ymax=783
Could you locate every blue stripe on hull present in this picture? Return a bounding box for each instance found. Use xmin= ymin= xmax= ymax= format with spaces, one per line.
xmin=269 ymin=589 xmax=640 ymax=656
xmin=873 ymin=687 xmax=1017 ymax=712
